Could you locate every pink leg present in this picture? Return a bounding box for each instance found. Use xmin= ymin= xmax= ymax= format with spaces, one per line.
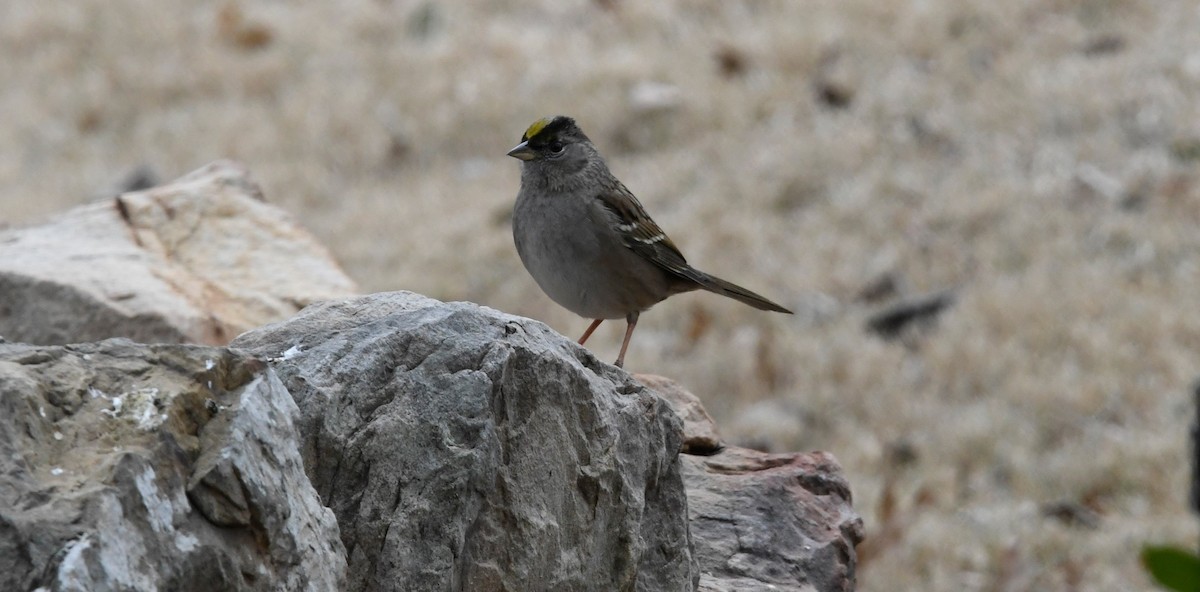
xmin=578 ymin=319 xmax=604 ymax=345
xmin=614 ymin=312 xmax=639 ymax=368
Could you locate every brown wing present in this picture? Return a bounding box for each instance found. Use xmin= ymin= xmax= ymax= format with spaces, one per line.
xmin=596 ymin=183 xmax=793 ymax=313
xmin=594 ymin=183 xmax=696 ymax=280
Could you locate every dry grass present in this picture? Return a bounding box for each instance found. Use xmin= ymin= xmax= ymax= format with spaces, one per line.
xmin=4 ymin=1 xmax=1200 ymax=589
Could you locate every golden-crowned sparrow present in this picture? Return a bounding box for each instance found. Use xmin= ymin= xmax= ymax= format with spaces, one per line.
xmin=508 ymin=115 xmax=791 ymax=368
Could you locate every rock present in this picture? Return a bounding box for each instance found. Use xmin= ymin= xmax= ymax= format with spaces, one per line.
xmin=231 ymin=291 xmax=699 ymax=592
xmin=0 ymin=160 xmax=357 ymax=346
xmin=0 ymin=339 xmax=345 ymax=591
xmin=636 ymin=374 xmax=724 ymax=455
xmin=684 ymin=447 xmax=863 ymax=592
xmin=637 ymin=376 xmax=862 ymax=592
xmin=865 ymin=289 xmax=957 ymax=340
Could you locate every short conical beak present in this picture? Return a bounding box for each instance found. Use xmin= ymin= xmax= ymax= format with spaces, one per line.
xmin=507 ymin=141 xmax=536 ymax=161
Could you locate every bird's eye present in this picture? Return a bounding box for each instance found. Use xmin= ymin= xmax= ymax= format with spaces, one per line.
xmin=547 ymin=141 xmax=565 ymax=155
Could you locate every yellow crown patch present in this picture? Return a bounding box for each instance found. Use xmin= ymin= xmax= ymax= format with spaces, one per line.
xmin=522 ymin=117 xmax=555 ymax=141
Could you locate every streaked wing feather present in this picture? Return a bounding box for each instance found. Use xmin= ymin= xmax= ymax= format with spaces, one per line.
xmin=595 ymin=183 xmax=792 ymax=313
xmin=595 ymin=185 xmax=697 ymax=280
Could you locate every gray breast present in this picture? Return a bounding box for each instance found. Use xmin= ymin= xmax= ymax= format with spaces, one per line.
xmin=513 ymin=190 xmax=670 ymax=319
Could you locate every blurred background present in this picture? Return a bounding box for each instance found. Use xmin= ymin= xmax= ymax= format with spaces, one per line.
xmin=3 ymin=1 xmax=1199 ymax=589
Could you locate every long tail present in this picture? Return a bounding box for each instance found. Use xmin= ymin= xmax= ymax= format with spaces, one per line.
xmin=682 ymin=268 xmax=793 ymax=314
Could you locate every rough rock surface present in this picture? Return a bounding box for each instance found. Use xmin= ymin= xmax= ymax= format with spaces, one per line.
xmin=683 ymin=448 xmax=862 ymax=592
xmin=231 ymin=291 xmax=699 ymax=592
xmin=639 ymin=373 xmax=863 ymax=592
xmin=639 ymin=375 xmax=862 ymax=591
xmin=0 ymin=160 xmax=357 ymax=346
xmin=635 ymin=374 xmax=724 ymax=455
xmin=0 ymin=339 xmax=345 ymax=591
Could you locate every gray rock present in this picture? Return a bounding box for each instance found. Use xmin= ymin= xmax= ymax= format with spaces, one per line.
xmin=0 ymin=160 xmax=357 ymax=346
xmin=635 ymin=374 xmax=724 ymax=455
xmin=0 ymin=339 xmax=345 ymax=591
xmin=231 ymin=291 xmax=700 ymax=592
xmin=635 ymin=375 xmax=862 ymax=591
xmin=683 ymin=447 xmax=863 ymax=592
xmin=0 ymin=287 xmax=856 ymax=591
